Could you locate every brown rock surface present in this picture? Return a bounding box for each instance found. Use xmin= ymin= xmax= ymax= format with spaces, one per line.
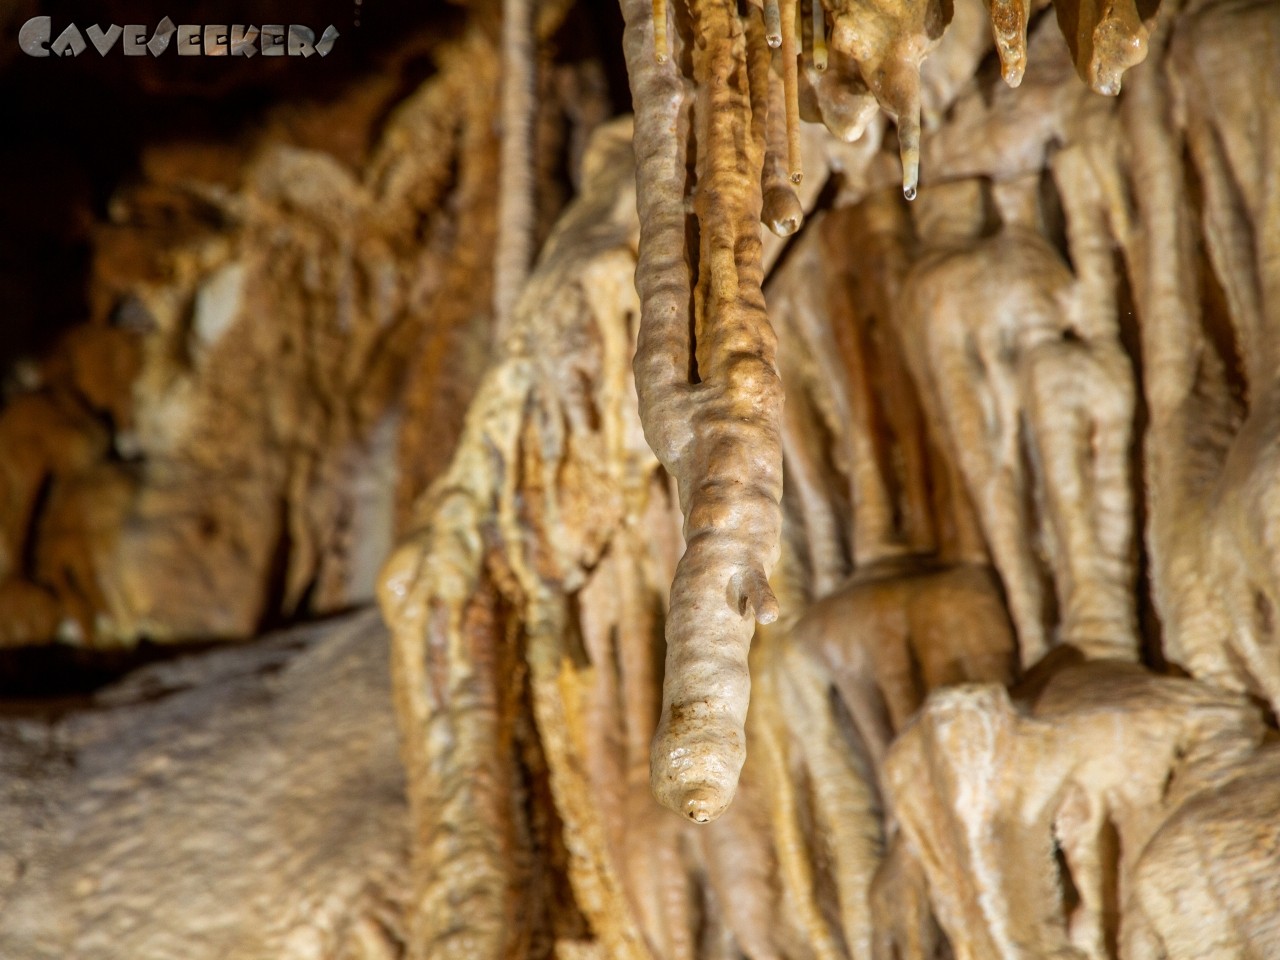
xmin=1 ymin=0 xmax=1279 ymax=958
xmin=0 ymin=609 xmax=409 ymax=960
xmin=0 ymin=13 xmax=607 ymax=647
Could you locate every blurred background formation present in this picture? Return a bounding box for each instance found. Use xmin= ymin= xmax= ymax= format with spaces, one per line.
xmin=0 ymin=0 xmax=1278 ymax=958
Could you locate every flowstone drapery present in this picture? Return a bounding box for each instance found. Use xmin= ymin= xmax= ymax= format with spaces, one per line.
xmin=5 ymin=0 xmax=1276 ymax=957
xmin=376 ymin=0 xmax=1280 ymax=956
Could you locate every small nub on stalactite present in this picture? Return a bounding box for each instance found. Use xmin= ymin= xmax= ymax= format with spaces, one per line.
xmin=685 ymin=788 xmax=718 ymax=823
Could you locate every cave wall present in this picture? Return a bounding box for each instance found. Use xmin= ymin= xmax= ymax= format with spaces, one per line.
xmin=1 ymin=0 xmax=1278 ymax=958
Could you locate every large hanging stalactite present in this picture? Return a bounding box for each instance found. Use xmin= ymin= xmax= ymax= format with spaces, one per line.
xmin=625 ymin=0 xmax=787 ymax=824
xmin=617 ymin=0 xmax=1168 ymax=828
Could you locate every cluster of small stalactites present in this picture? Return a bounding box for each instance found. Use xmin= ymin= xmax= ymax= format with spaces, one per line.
xmin=651 ymin=0 xmax=1157 ymax=201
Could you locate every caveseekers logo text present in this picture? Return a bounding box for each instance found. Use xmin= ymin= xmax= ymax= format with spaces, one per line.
xmin=18 ymin=17 xmax=338 ymax=58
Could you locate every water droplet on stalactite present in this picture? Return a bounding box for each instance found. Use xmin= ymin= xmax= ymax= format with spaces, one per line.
xmin=902 ymin=143 xmax=920 ymax=199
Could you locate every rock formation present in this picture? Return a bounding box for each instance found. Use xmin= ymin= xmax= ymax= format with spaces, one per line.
xmin=0 ymin=0 xmax=1278 ymax=958
xmin=0 ymin=610 xmax=409 ymax=960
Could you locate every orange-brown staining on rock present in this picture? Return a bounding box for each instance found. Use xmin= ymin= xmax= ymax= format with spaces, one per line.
xmin=379 ymin=116 xmax=666 ymax=954
xmin=0 ymin=18 xmax=606 ymax=650
xmin=986 ymin=0 xmax=1032 ymax=86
